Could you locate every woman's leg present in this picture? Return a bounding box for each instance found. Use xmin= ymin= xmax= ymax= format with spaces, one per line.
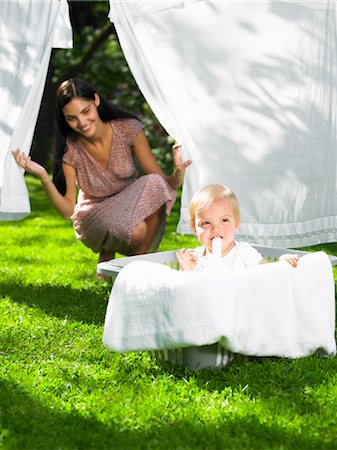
xmin=97 ymin=205 xmax=165 ymax=265
xmin=129 ymin=206 xmax=165 ymax=255
xmin=96 ymin=250 xmax=116 ymax=280
xmin=98 ymin=250 xmax=116 ymax=263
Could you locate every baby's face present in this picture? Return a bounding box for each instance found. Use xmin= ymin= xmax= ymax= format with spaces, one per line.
xmin=193 ymin=198 xmax=240 ymax=256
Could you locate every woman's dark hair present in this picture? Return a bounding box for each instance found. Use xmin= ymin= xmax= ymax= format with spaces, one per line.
xmin=52 ymin=78 xmax=139 ymax=195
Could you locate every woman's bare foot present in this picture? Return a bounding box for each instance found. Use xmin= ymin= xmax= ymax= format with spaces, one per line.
xmin=95 ymin=272 xmax=111 ymax=281
xmin=96 ymin=250 xmax=115 ymax=279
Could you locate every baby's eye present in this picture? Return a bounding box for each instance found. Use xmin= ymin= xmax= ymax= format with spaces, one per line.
xmin=201 ymin=221 xmax=210 ymax=226
xmin=222 ymin=218 xmax=229 ymax=223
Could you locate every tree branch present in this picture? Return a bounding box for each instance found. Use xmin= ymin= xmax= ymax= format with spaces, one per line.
xmin=65 ymin=22 xmax=116 ymax=79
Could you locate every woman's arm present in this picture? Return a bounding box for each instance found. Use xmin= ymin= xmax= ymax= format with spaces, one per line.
xmin=12 ymin=149 xmax=76 ymax=219
xmin=132 ymin=132 xmax=192 ymax=190
xmin=43 ymin=162 xmax=76 ymax=219
xmin=132 ymin=131 xmax=165 ymax=176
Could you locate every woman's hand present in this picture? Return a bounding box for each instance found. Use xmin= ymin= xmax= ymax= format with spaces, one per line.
xmin=176 ymin=248 xmax=198 ymax=271
xmin=167 ymin=143 xmax=192 ymax=190
xmin=12 ymin=149 xmax=48 ymax=182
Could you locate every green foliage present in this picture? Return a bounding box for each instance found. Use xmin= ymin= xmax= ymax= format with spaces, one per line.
xmin=0 ymin=176 xmax=337 ymax=449
xmin=35 ymin=1 xmax=173 ymax=173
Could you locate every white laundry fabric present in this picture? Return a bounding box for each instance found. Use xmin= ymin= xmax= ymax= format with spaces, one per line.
xmin=103 ymin=251 xmax=336 ymax=359
xmin=108 ymin=0 xmax=337 ymax=247
xmin=0 ymin=0 xmax=72 ymax=220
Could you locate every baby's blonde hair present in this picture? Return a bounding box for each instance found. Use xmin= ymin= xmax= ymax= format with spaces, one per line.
xmin=189 ymin=184 xmax=240 ymax=230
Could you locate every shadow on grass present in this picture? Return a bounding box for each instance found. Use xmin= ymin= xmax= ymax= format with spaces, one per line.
xmin=0 ymin=281 xmax=110 ymax=325
xmin=117 ymin=347 xmax=337 ymax=394
xmin=0 ymin=379 xmax=135 ymax=450
xmin=1 ymin=379 xmax=335 ymax=450
xmin=132 ymin=351 xmax=337 ymax=391
xmin=192 ymin=353 xmax=337 ymax=401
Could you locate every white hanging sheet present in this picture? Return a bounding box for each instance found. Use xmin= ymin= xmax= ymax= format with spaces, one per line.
xmin=0 ymin=0 xmax=72 ymax=221
xmin=109 ymin=0 xmax=337 ymax=247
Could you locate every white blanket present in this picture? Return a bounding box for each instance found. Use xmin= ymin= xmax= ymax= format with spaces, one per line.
xmin=103 ymin=252 xmax=336 ymax=359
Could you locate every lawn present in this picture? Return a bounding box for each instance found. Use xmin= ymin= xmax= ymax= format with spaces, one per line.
xmin=0 ymin=176 xmax=336 ymax=450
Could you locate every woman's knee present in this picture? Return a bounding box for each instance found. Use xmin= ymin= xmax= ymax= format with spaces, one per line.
xmin=131 ymin=221 xmax=147 ymax=245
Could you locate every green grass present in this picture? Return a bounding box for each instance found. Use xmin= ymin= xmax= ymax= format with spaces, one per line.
xmin=0 ymin=176 xmax=337 ymax=450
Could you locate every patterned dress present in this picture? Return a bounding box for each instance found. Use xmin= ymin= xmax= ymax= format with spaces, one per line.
xmin=62 ymin=118 xmax=177 ymax=253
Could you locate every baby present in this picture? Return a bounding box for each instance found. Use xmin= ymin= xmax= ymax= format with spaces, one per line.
xmin=176 ymin=184 xmax=299 ymax=272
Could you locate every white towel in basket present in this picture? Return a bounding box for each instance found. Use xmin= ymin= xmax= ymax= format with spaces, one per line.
xmin=103 ymin=251 xmax=336 ymax=359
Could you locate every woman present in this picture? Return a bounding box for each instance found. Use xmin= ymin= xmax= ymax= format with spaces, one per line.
xmin=12 ymin=78 xmax=191 ymax=273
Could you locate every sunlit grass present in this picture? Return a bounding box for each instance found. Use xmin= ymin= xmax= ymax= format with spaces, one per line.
xmin=0 ymin=176 xmax=336 ymax=450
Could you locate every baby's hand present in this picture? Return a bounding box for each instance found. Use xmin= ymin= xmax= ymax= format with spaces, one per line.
xmin=279 ymin=253 xmax=300 ymax=268
xmin=176 ymin=248 xmax=198 ymax=271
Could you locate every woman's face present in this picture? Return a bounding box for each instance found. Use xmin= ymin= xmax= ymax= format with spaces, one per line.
xmin=62 ymin=94 xmax=100 ymax=138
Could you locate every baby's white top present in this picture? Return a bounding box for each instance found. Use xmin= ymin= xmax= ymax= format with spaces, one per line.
xmin=194 ymin=241 xmax=263 ymax=272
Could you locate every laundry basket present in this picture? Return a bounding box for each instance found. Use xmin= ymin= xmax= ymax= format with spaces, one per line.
xmin=98 ymin=245 xmax=337 ymax=370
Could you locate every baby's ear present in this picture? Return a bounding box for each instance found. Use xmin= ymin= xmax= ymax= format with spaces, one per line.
xmin=235 ymin=220 xmax=240 ymax=231
xmin=192 ymin=224 xmax=200 ymax=241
